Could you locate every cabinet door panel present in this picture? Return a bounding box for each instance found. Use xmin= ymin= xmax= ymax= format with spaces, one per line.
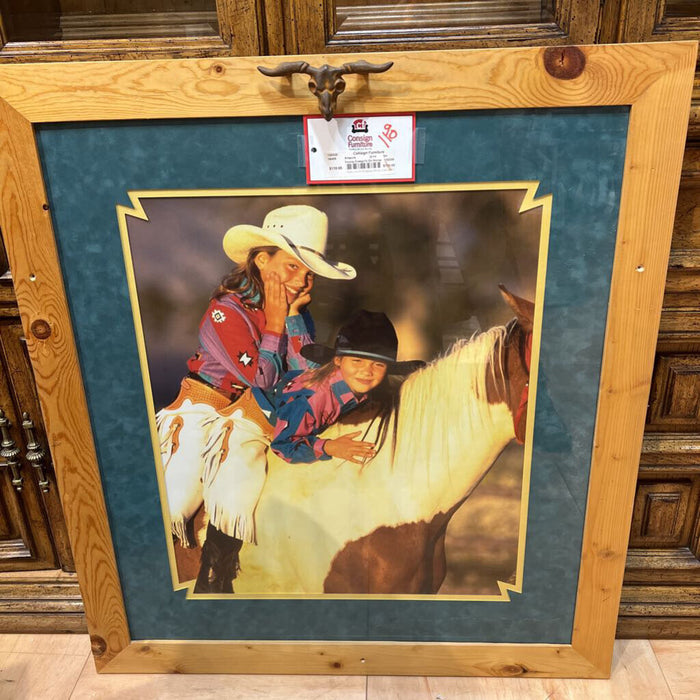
xmin=647 ymin=355 xmax=700 ymax=432
xmin=0 ymin=0 xmax=263 ymax=62
xmin=285 ymin=0 xmax=600 ymax=53
xmin=629 ymin=479 xmax=698 ymax=548
xmin=0 ymin=321 xmax=75 ymax=570
xmin=0 ymin=342 xmax=58 ymax=570
xmin=626 ymin=0 xmax=700 ymax=41
xmin=0 ymin=0 xmax=219 ymax=42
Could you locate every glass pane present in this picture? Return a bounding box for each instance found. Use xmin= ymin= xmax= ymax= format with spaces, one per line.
xmin=664 ymin=0 xmax=700 ymax=18
xmin=334 ymin=0 xmax=556 ymax=38
xmin=0 ymin=0 xmax=219 ymax=42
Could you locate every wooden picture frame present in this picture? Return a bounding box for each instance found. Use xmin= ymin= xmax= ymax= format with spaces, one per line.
xmin=0 ymin=42 xmax=695 ymax=677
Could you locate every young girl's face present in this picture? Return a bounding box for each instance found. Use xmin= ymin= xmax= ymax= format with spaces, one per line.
xmin=255 ymin=250 xmax=313 ymax=304
xmin=334 ymin=356 xmax=388 ymax=394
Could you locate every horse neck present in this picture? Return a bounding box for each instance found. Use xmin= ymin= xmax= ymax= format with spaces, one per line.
xmin=386 ymin=328 xmax=516 ymax=521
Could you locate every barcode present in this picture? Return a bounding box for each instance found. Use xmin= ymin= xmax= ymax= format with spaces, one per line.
xmin=347 ymin=161 xmax=382 ymax=170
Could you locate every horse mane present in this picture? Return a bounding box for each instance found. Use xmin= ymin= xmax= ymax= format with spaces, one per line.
xmin=389 ymin=325 xmax=509 ymax=478
xmin=327 ymin=325 xmax=511 ymax=476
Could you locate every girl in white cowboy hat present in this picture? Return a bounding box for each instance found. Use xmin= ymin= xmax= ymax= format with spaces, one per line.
xmin=194 ymin=309 xmax=424 ymax=594
xmin=157 ymin=205 xmax=355 ymax=552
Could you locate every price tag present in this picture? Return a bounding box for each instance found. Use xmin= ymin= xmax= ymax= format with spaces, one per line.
xmin=304 ymin=113 xmax=415 ymax=184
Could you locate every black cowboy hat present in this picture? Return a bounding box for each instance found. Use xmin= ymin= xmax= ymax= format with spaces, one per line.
xmin=301 ymin=310 xmax=425 ymax=375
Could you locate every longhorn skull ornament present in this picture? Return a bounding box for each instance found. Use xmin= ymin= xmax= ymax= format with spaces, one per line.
xmin=257 ymin=60 xmax=394 ymax=121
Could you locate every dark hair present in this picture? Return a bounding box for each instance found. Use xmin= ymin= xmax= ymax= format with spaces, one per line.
xmin=301 ymin=357 xmax=398 ymax=455
xmin=362 ymin=377 xmax=401 ymax=458
xmin=211 ymin=246 xmax=280 ymax=306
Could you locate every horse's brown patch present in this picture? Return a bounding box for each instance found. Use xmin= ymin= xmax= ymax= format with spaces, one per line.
xmin=484 ymin=287 xmax=534 ymax=443
xmin=323 ymin=509 xmax=460 ymax=594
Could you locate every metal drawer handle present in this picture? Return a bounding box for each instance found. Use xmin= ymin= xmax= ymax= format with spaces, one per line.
xmin=22 ymin=413 xmax=49 ymax=493
xmin=258 ymin=60 xmax=394 ymax=121
xmin=0 ymin=409 xmax=23 ymax=492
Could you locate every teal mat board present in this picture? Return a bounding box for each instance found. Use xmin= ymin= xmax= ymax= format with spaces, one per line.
xmin=36 ymin=107 xmax=629 ymax=643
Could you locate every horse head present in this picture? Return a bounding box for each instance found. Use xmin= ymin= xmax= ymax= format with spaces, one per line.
xmin=490 ymin=285 xmax=534 ymax=444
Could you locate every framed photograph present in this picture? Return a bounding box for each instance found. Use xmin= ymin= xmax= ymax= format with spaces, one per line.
xmin=121 ymin=184 xmax=547 ymax=599
xmin=0 ymin=42 xmax=695 ymax=677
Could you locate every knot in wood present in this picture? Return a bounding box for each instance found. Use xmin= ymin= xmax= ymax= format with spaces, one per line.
xmin=543 ymin=47 xmax=586 ymax=80
xmin=497 ymin=663 xmax=527 ymax=676
xmin=90 ymin=635 xmax=107 ymax=656
xmin=30 ymin=319 xmax=52 ymax=340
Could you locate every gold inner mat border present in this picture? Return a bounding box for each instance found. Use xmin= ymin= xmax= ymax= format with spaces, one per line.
xmin=117 ymin=181 xmax=551 ymax=602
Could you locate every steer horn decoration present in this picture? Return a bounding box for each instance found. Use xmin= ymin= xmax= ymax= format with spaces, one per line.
xmin=257 ymin=60 xmax=394 ymax=121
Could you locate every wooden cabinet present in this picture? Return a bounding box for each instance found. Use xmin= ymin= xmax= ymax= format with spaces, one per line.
xmin=268 ymin=0 xmax=602 ymax=54
xmin=0 ymin=240 xmax=73 ymax=573
xmin=0 ymin=239 xmax=83 ymax=631
xmin=0 ymin=0 xmax=697 ymax=637
xmin=0 ymin=0 xmax=258 ymax=59
xmin=618 ymin=141 xmax=700 ymax=638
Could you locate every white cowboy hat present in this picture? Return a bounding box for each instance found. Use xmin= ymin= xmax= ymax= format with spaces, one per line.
xmin=222 ymin=205 xmax=356 ymax=280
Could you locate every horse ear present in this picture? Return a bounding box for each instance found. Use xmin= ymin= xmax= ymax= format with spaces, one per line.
xmin=499 ymin=284 xmax=534 ymax=332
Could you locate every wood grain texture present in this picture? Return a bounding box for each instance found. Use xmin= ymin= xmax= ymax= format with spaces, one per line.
xmin=660 ymin=310 xmax=700 ymax=337
xmin=570 ymin=40 xmax=697 ymax=673
xmin=0 ymin=42 xmax=694 ymax=123
xmin=0 ymin=320 xmax=76 ymax=570
xmin=625 ymin=548 xmax=700 ymax=584
xmin=261 ymin=0 xmax=286 ymax=54
xmin=620 ymin=584 xmax=700 ymax=604
xmin=0 ymin=648 xmax=90 ymax=699
xmin=100 ymin=641 xmax=602 ymax=676
xmin=74 ymin=657 xmax=367 ymax=698
xmin=0 ymin=615 xmax=87 ymax=633
xmin=0 ymin=341 xmax=59 ymax=571
xmin=0 ymin=42 xmax=695 ymax=676
xmin=216 ymin=0 xmax=262 ymax=56
xmin=0 ymin=101 xmax=128 ymax=666
xmin=2 ymin=637 xmax=687 ymax=699
xmin=0 ymin=632 xmax=91 ymax=655
xmin=642 ymin=434 xmax=700 ymax=462
xmin=288 ymin=0 xmax=326 ymax=53
xmin=307 ymin=0 xmax=600 ymax=52
xmin=0 ymin=36 xmax=233 ymax=62
xmin=618 ymin=616 xmax=700 ymax=638
xmin=423 ymin=640 xmax=672 ymax=699
xmin=615 ymin=0 xmax=660 ymax=43
xmin=650 ymin=639 xmax=700 ymax=695
xmin=647 ymin=354 xmax=700 ymax=430
xmin=0 ymin=569 xmax=87 ymax=633
xmin=367 ymin=675 xmax=431 ymax=699
xmin=629 ymin=481 xmax=692 ymax=546
xmin=554 ymin=0 xmax=600 ymax=43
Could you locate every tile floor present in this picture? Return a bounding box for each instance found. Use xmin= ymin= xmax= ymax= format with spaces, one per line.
xmin=0 ymin=636 xmax=697 ymax=699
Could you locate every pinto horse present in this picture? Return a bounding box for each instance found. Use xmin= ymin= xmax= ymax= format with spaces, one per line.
xmin=220 ymin=286 xmax=534 ymax=595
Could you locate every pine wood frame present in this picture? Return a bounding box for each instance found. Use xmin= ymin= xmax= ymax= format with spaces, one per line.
xmin=0 ymin=42 xmax=695 ymax=677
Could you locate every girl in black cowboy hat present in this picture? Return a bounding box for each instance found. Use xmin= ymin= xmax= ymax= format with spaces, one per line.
xmin=196 ymin=309 xmax=423 ymax=593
